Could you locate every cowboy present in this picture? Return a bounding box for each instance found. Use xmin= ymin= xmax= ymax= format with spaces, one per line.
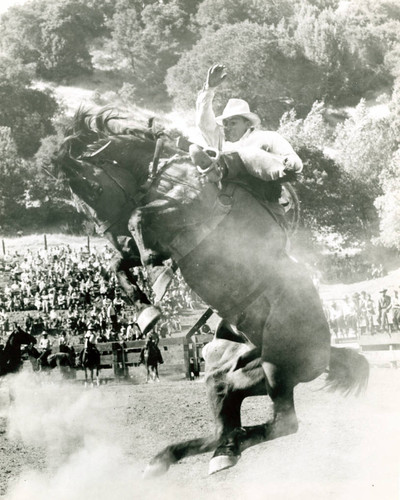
xmin=84 ymin=324 xmax=97 ymax=349
xmin=58 ymin=330 xmax=68 ymax=350
xmin=191 ymin=64 xmax=303 ymax=223
xmin=38 ymin=331 xmax=52 ymax=364
xmin=79 ymin=324 xmax=98 ymax=365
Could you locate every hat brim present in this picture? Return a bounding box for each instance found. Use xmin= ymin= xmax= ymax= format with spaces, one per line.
xmin=216 ymin=111 xmax=260 ymax=127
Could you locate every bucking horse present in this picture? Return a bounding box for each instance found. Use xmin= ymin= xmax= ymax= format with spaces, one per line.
xmin=56 ymin=108 xmax=369 ymax=476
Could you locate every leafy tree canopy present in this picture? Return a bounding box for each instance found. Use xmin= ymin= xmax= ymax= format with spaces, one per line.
xmin=0 ymin=56 xmax=59 ymax=158
xmin=334 ymin=99 xmax=397 ymax=198
xmin=195 ymin=0 xmax=294 ymax=31
xmin=166 ymin=21 xmax=324 ymax=127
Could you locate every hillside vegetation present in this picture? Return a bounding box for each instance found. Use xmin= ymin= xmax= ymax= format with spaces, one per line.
xmin=0 ymin=0 xmax=399 ymax=272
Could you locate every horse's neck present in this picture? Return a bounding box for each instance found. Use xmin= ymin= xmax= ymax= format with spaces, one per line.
xmin=4 ymin=336 xmax=16 ymax=353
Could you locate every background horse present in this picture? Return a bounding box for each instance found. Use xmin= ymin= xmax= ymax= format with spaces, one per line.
xmin=0 ymin=327 xmax=36 ymax=376
xmin=58 ymin=108 xmax=369 ymax=476
xmin=26 ymin=345 xmax=76 ymax=379
xmin=140 ymin=341 xmax=163 ymax=382
xmin=79 ymin=345 xmax=101 ymax=387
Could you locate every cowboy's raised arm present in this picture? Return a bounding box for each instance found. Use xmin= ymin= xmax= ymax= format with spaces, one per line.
xmin=195 ymin=64 xmax=226 ymax=150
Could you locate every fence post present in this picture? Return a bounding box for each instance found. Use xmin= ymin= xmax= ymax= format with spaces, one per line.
xmin=1 ymin=240 xmax=5 ymax=255
xmin=87 ymin=235 xmax=90 ymax=253
xmin=183 ymin=341 xmax=191 ymax=379
xmin=120 ymin=342 xmax=129 ymax=378
xmin=44 ymin=234 xmax=48 ymax=251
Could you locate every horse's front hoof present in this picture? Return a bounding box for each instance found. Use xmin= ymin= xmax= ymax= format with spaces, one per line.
xmin=143 ymin=460 xmax=169 ymax=478
xmin=208 ymin=428 xmax=245 ymax=474
xmin=208 ymin=454 xmax=239 ymax=475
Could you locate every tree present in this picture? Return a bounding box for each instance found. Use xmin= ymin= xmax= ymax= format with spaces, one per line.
xmin=0 ymin=128 xmax=29 ymax=231
xmin=38 ymin=0 xmax=101 ymax=79
xmin=0 ymin=0 xmax=45 ymax=65
xmin=194 ymin=0 xmax=293 ymax=31
xmin=278 ymin=101 xmax=332 ymax=151
xmin=0 ymin=0 xmax=113 ymax=81
xmin=0 ymin=56 xmax=59 ymax=158
xmin=292 ymin=147 xmax=373 ymax=244
xmin=375 ymin=149 xmax=400 ymax=249
xmin=334 ymin=100 xmax=397 ymax=199
xmin=108 ymin=0 xmax=198 ymax=102
xmin=166 ymin=21 xmax=324 ymax=127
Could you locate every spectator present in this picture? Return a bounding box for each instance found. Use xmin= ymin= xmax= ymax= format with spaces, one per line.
xmin=38 ymin=331 xmax=52 ymax=363
xmin=377 ymin=289 xmax=392 ymax=334
xmin=392 ymin=290 xmax=400 ymax=332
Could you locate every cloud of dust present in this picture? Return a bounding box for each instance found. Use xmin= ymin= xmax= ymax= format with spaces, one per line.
xmin=4 ymin=372 xmax=201 ymax=500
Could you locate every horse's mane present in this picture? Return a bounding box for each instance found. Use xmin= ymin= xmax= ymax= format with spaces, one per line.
xmin=57 ymin=107 xmax=159 ymax=175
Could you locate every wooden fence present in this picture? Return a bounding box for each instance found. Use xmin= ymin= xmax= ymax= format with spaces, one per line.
xmin=73 ymin=333 xmax=214 ymax=380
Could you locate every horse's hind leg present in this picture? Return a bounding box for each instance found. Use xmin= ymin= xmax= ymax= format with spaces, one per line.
xmin=144 ymin=340 xmax=266 ymax=478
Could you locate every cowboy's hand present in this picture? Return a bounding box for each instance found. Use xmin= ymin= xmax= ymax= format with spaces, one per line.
xmin=205 ymin=64 xmax=227 ymax=89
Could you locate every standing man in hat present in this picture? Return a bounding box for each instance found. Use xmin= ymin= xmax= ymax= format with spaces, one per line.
xmin=193 ymin=64 xmax=303 ymax=185
xmin=377 ymin=289 xmax=392 ymax=334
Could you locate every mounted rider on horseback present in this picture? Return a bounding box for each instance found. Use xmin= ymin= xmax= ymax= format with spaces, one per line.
xmin=79 ymin=324 xmax=99 ymax=366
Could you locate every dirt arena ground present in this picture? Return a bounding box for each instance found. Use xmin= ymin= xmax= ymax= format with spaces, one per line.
xmin=0 ymin=363 xmax=399 ymax=500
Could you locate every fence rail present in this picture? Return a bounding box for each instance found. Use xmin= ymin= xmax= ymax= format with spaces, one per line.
xmin=72 ymin=334 xmax=214 ymax=379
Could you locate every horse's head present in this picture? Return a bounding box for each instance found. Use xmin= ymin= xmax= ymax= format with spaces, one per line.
xmin=8 ymin=327 xmax=36 ymax=348
xmin=57 ymin=107 xmax=157 ymax=231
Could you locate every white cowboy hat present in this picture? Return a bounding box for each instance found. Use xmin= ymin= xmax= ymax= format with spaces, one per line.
xmin=216 ymin=99 xmax=261 ymax=127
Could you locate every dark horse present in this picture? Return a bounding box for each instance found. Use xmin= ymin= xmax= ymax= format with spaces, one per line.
xmin=79 ymin=345 xmax=101 ymax=387
xmin=140 ymin=339 xmax=163 ymax=382
xmin=57 ymin=108 xmax=369 ymax=476
xmin=0 ymin=327 xmax=36 ymax=376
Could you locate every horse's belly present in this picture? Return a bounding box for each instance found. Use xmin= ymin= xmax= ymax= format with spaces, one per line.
xmin=177 ymin=186 xmax=285 ymax=314
xmin=176 ymin=187 xmax=330 ymax=370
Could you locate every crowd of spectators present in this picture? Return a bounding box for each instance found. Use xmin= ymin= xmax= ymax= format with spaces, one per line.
xmin=1 ymin=243 xmax=397 ymax=349
xmin=324 ymin=288 xmax=400 ymax=339
xmin=0 ymin=244 xmax=203 ymax=347
xmin=316 ymin=252 xmax=386 ymax=284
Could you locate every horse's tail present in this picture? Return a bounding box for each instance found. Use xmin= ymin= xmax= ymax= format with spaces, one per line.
xmin=325 ymin=346 xmax=369 ymax=396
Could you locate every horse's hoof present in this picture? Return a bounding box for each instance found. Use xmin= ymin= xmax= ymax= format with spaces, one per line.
xmin=143 ymin=461 xmax=169 ymax=478
xmin=208 ymin=454 xmax=239 ymax=475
